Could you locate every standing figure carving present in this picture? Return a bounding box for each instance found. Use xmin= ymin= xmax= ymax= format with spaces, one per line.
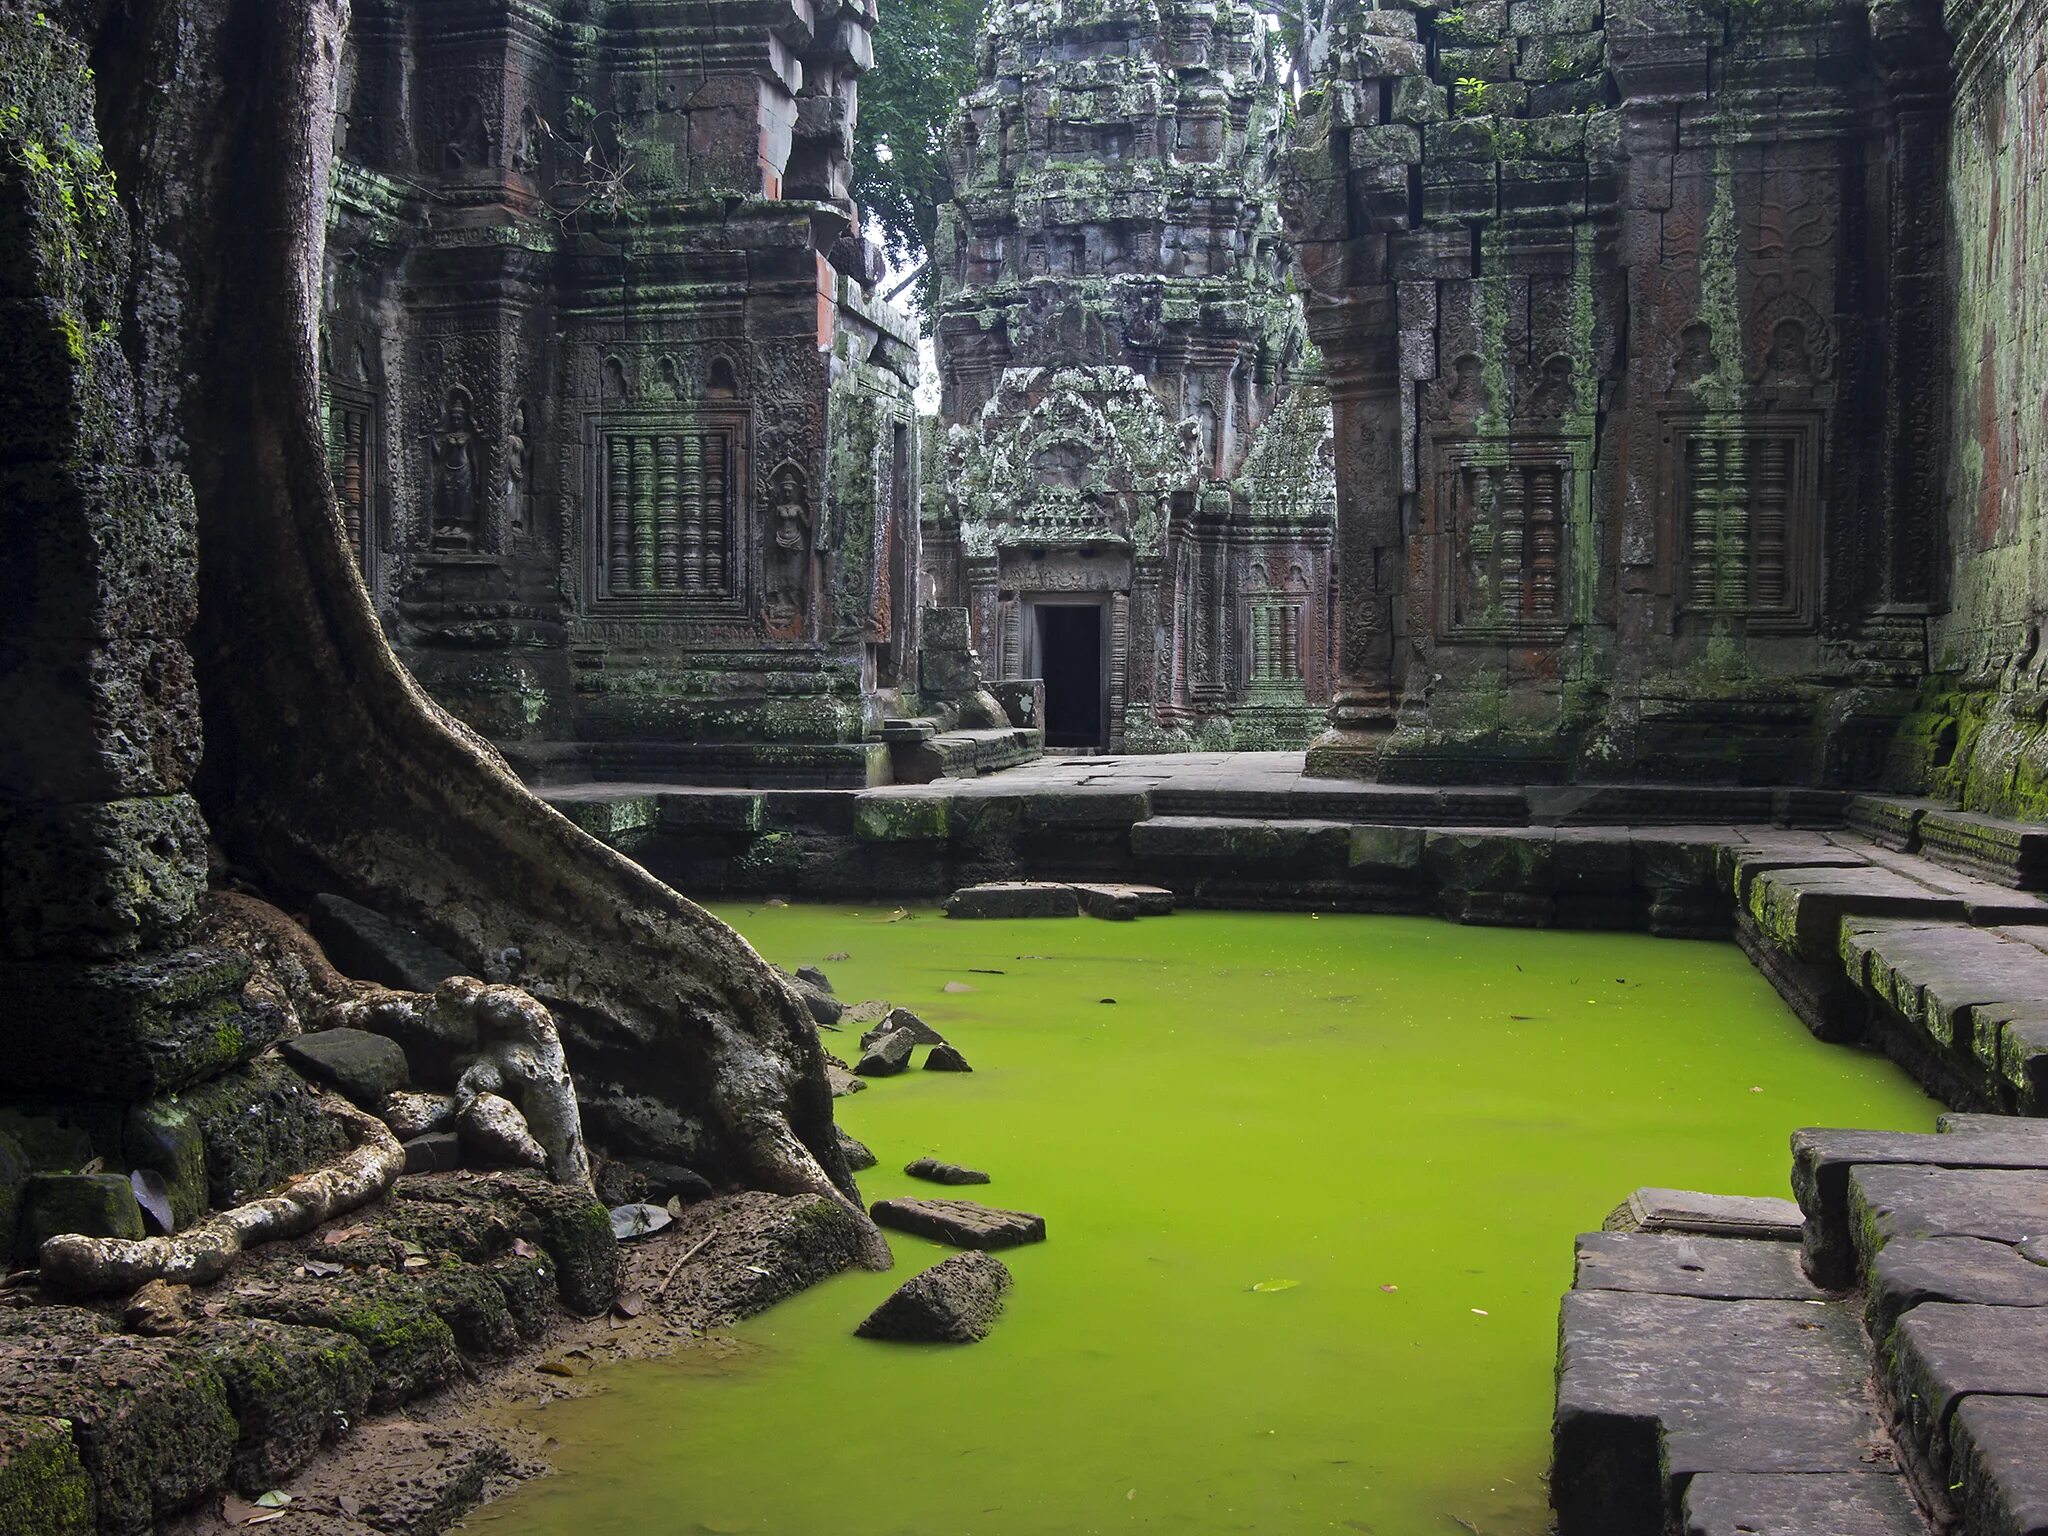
xmin=504 ymin=401 xmax=531 ymax=537
xmin=432 ymin=388 xmax=483 ymax=550
xmin=765 ymin=464 xmax=812 ymax=628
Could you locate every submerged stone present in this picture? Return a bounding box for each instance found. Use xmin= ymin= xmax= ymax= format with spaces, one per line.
xmin=945 ymin=883 xmax=1081 ymax=920
xmin=870 ymin=1197 xmax=1045 ymax=1250
xmin=905 ymin=1157 xmax=989 ymax=1186
xmin=854 ymin=1030 xmax=916 ymax=1077
xmin=855 ymin=1252 xmax=1012 ymax=1344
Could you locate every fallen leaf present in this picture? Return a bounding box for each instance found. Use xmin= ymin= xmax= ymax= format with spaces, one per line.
xmin=1098 ymin=998 xmax=1117 ymax=1005
xmin=536 ymin=1359 xmax=578 ymax=1378
xmin=613 ymin=1293 xmax=647 ymax=1319
xmin=301 ymin=1260 xmax=343 ymax=1279
xmin=1470 ymin=1308 xmax=1489 ymax=1316
xmin=131 ymin=1169 xmax=175 ymax=1235
xmin=322 ymin=1225 xmax=370 ymax=1244
xmin=402 ymin=1256 xmax=429 ymax=1271
xmin=511 ymin=1238 xmax=539 ymax=1259
xmin=1249 ymin=1279 xmax=1300 ymax=1293
xmin=337 ymin=1494 xmax=361 ymax=1518
xmin=609 ymin=1203 xmax=673 ymax=1240
xmin=883 ymin=909 xmax=910 ymax=923
xmin=942 ymin=981 xmax=976 ymax=994
xmin=968 ymin=968 xmax=1006 ymax=976
xmin=1380 ymin=1284 xmax=1398 ymax=1293
xmin=255 ymin=1492 xmax=293 ymax=1509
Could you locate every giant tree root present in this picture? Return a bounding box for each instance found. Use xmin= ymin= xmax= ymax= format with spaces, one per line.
xmin=38 ymin=1096 xmax=404 ymax=1296
xmin=73 ymin=0 xmax=868 ymax=1245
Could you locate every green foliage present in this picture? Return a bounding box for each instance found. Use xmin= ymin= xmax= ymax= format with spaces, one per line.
xmin=853 ymin=0 xmax=985 ymax=327
xmin=1455 ymin=76 xmax=1490 ymax=116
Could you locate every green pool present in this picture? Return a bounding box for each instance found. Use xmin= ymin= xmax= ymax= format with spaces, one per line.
xmin=465 ymin=906 xmax=1937 ymax=1536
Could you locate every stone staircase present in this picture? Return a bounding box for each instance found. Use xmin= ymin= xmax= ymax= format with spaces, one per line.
xmin=1554 ymin=1118 xmax=2048 ymax=1535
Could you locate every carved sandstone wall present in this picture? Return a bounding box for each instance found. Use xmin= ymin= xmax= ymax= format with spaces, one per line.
xmin=1286 ymin=0 xmax=1952 ymax=786
xmin=323 ymin=0 xmax=923 ymax=788
xmin=1891 ymin=0 xmax=2048 ymax=815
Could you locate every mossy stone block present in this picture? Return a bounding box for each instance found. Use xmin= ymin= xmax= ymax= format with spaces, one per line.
xmin=19 ymin=1173 xmax=144 ymax=1262
xmin=189 ymin=1319 xmax=372 ymax=1493
xmin=180 ymin=1059 xmax=350 ymax=1208
xmin=0 ymin=1414 xmax=92 ymax=1536
xmin=123 ymin=1099 xmax=207 ymax=1229
xmin=853 ymin=793 xmax=950 ymax=843
xmin=234 ymin=1270 xmax=458 ymax=1413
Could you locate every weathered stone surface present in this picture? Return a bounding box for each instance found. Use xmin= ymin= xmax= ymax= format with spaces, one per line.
xmin=924 ymin=1044 xmax=973 ymax=1072
xmin=1851 ymin=1164 xmax=2048 ymax=1258
xmin=854 ymin=1029 xmax=917 ymax=1077
xmin=280 ymin=1027 xmax=411 ymax=1109
xmin=456 ymin=1092 xmax=546 ymax=1169
xmin=871 ymin=1197 xmax=1046 ymax=1250
xmin=0 ymin=1414 xmax=92 ymax=1536
xmin=180 ymin=1059 xmax=351 ymax=1208
xmin=827 ymin=1064 xmax=868 ymax=1097
xmin=1553 ymin=1292 xmax=1890 ymax=1535
xmin=188 ymin=1317 xmax=373 ymax=1492
xmin=307 ymin=892 xmax=465 ymax=993
xmin=945 ymin=882 xmax=1081 ymax=920
xmin=905 ymin=1156 xmax=989 ymax=1186
xmin=1792 ymin=1128 xmax=2048 ymax=1288
xmin=855 ymin=1251 xmax=1012 ymax=1343
xmin=1573 ymin=1232 xmax=1821 ymax=1302
xmin=1949 ymin=1395 xmax=2048 ymax=1536
xmin=1678 ymin=1472 xmax=1925 ymax=1536
xmin=1868 ymin=1234 xmax=2048 ymax=1340
xmin=1888 ymin=1303 xmax=2048 ymax=1481
xmin=404 ymin=1131 xmax=463 ymax=1174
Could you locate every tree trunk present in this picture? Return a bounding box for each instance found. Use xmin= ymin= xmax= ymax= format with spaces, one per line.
xmin=77 ymin=0 xmax=870 ymax=1239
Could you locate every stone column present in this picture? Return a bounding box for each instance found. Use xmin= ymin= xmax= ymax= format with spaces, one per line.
xmin=1281 ymin=18 xmax=1426 ymax=778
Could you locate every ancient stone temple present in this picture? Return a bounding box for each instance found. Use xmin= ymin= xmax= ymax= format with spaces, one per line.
xmin=1284 ymin=0 xmax=1955 ymax=786
xmin=922 ymin=0 xmax=1339 ymax=752
xmin=321 ymin=0 xmax=924 ymax=786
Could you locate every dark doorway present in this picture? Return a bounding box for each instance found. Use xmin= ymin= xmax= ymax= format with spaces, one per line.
xmin=1036 ymin=604 xmax=1105 ymax=749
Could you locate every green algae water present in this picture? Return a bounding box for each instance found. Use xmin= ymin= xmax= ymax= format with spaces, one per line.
xmin=467 ymin=908 xmax=1937 ymax=1536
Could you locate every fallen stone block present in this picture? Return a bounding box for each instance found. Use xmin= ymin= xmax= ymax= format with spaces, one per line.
xmin=1609 ymin=1187 xmax=1804 ymax=1241
xmin=1849 ymin=1164 xmax=2048 ymax=1273
xmin=860 ymin=1007 xmax=946 ymax=1050
xmin=19 ymin=1173 xmax=144 ymax=1261
xmin=924 ymin=1044 xmax=972 ymax=1072
xmin=0 ymin=1414 xmax=92 ymax=1536
xmin=836 ymin=1127 xmax=877 ymax=1171
xmin=1071 ymin=882 xmax=1175 ymax=919
xmin=1918 ymin=808 xmax=2048 ymax=891
xmin=944 ymin=882 xmax=1081 ymax=919
xmin=905 ymin=1157 xmax=989 ymax=1186
xmin=855 ymin=1251 xmax=1012 ymax=1343
xmin=870 ymin=1197 xmax=1045 ymax=1250
xmin=279 ymin=1028 xmax=409 ymax=1110
xmin=854 ymin=1029 xmax=916 ymax=1076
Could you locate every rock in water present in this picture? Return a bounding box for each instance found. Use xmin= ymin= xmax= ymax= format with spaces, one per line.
xmin=944 ymin=882 xmax=1081 ymax=920
xmin=905 ymin=1156 xmax=989 ymax=1186
xmin=837 ymin=1127 xmax=878 ymax=1171
xmin=279 ymin=1028 xmax=409 ymax=1109
xmin=457 ymin=1092 xmax=546 ymax=1169
xmin=870 ymin=1197 xmax=1046 ymax=1250
xmin=855 ymin=1252 xmax=1013 ymax=1343
xmin=380 ymin=1090 xmax=455 ymax=1141
xmin=827 ymin=1064 xmax=868 ymax=1098
xmin=860 ymin=1007 xmax=947 ymax=1051
xmin=854 ymin=1029 xmax=915 ymax=1077
xmin=925 ymin=1045 xmax=973 ymax=1072
xmin=796 ymin=965 xmax=835 ymax=994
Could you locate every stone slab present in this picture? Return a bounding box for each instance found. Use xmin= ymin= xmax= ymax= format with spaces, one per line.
xmin=1679 ymin=1471 xmax=1925 ymax=1536
xmin=1850 ymin=1164 xmax=2048 ymax=1262
xmin=1868 ymin=1235 xmax=2048 ymax=1340
xmin=1749 ymin=865 xmax=1965 ymax=965
xmin=1888 ymin=1303 xmax=2048 ymax=1480
xmin=870 ymin=1197 xmax=1046 ymax=1250
xmin=944 ymin=882 xmax=1080 ymax=920
xmin=1574 ymin=1232 xmax=1821 ymax=1301
xmin=1128 ymin=816 xmax=1352 ymax=877
xmin=1554 ymin=1291 xmax=1889 ymax=1535
xmin=1950 ymin=1395 xmax=2048 ymax=1536
xmin=306 ymin=893 xmax=465 ymax=994
xmin=854 ymin=1251 xmax=1011 ymax=1344
xmin=1792 ymin=1129 xmax=2048 ymax=1288
xmin=1939 ymin=1113 xmax=2048 ymax=1138
xmin=1070 ymin=883 xmax=1174 ymax=919
xmin=1623 ymin=1187 xmax=1805 ymax=1241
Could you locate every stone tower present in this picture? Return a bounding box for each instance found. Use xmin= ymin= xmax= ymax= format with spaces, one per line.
xmin=924 ymin=0 xmax=1337 ymax=752
xmin=322 ymin=0 xmax=924 ymax=787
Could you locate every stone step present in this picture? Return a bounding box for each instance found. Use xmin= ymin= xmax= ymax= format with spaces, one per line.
xmin=1553 ymin=1288 xmax=1911 ymax=1536
xmin=1791 ymin=1127 xmax=2048 ymax=1288
xmin=1887 ymin=1304 xmax=2048 ymax=1507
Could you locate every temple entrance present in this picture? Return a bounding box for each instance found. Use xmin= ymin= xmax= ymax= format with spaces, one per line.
xmin=1031 ymin=602 xmax=1107 ymax=749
